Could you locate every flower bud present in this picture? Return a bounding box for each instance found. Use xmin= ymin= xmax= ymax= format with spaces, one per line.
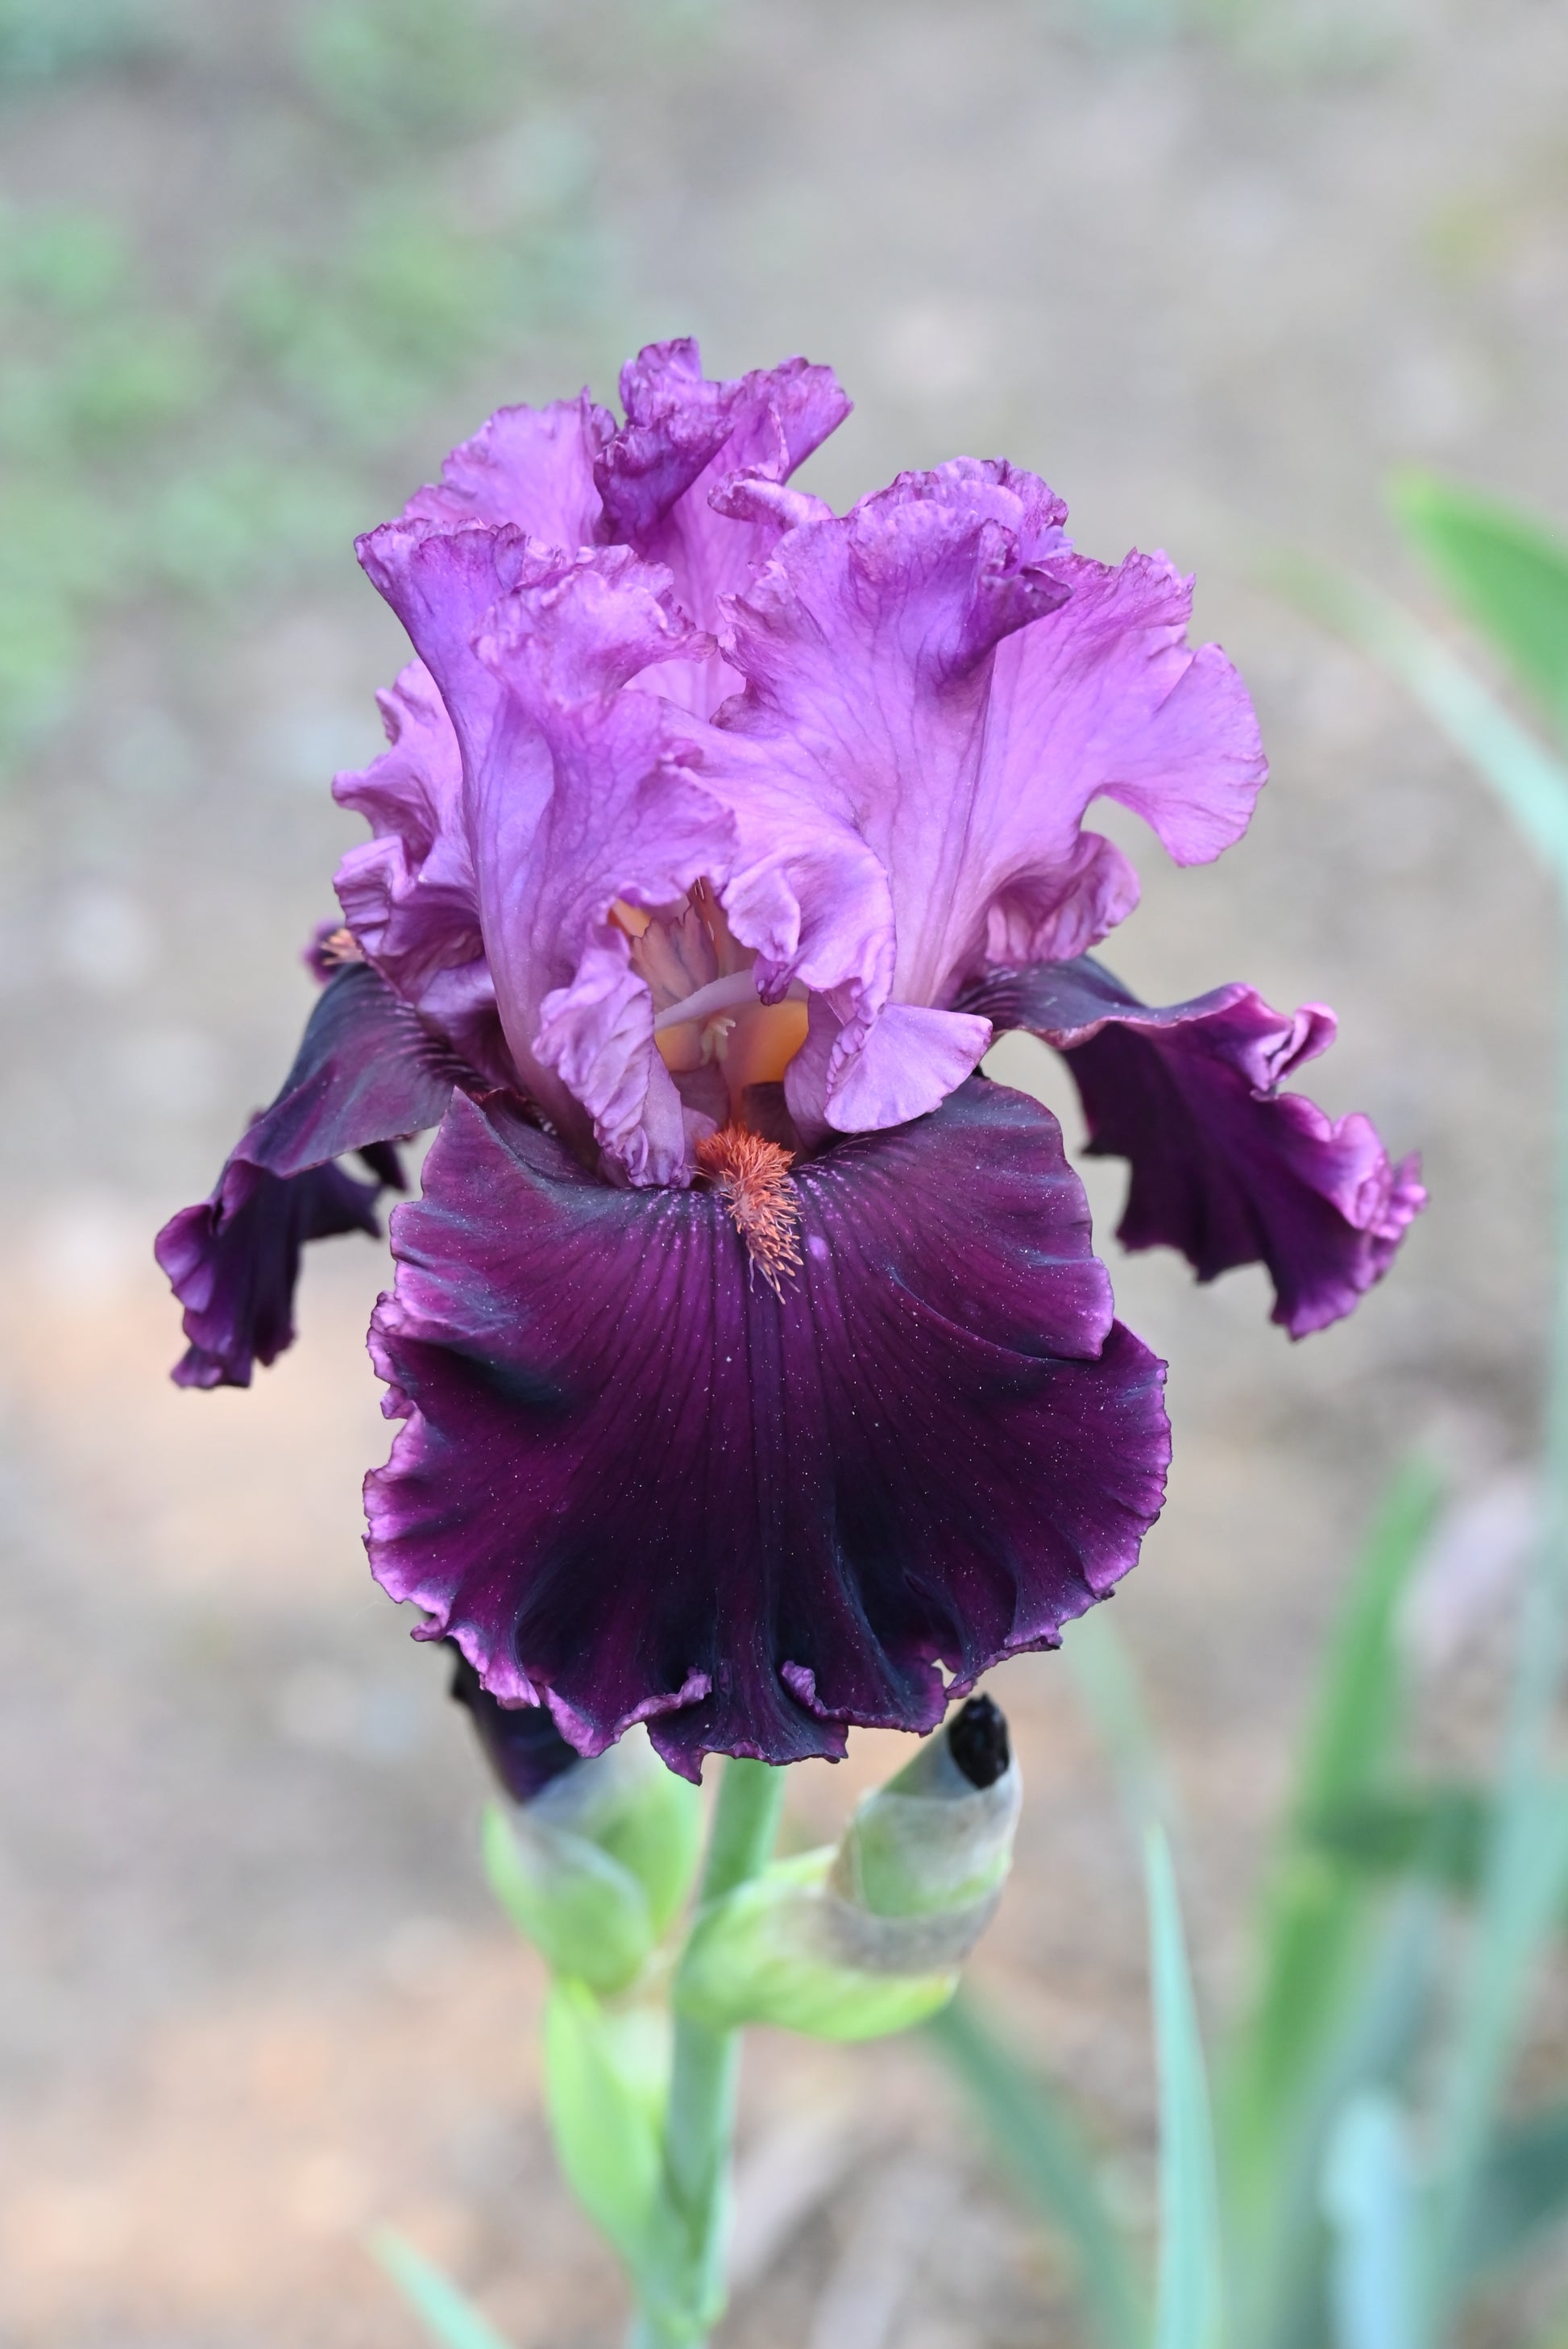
xmin=456 ymin=1656 xmax=703 ymax=1994
xmin=826 ymin=1691 xmax=1020 ymax=1968
xmin=676 ymin=1695 xmax=1020 ymax=2040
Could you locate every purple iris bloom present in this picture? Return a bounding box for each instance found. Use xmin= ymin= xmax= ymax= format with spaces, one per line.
xmin=157 ymin=340 xmax=1422 ymax=1778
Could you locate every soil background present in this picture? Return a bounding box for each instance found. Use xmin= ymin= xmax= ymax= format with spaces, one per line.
xmin=2 ymin=2 xmax=1566 ymax=2343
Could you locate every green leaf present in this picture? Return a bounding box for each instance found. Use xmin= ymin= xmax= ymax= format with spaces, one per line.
xmin=1425 ymin=1779 xmax=1568 ymax=2326
xmin=1225 ymin=1462 xmax=1442 ymax=2189
xmin=1392 ymin=474 xmax=1568 ymax=741
xmin=1148 ymin=1825 xmax=1223 ymax=2349
xmin=543 ymin=1978 xmax=671 ymax=2280
xmin=1464 ymin=2098 xmax=1568 ymax=2277
xmin=923 ymin=1991 xmax=1146 ymax=2349
xmin=1305 ymin=1786 xmax=1489 ymax=1895
xmin=1283 ymin=558 xmax=1568 ymax=886
xmin=368 ymin=2225 xmax=516 ymax=2349
xmin=1063 ymin=1601 xmax=1168 ymax=1832
xmin=1233 ymin=1892 xmax=1442 ymax=2349
xmin=1321 ymin=2093 xmax=1419 ymax=2349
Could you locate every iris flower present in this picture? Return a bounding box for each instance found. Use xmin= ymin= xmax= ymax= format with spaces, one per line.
xmin=157 ymin=342 xmax=1422 ymax=1778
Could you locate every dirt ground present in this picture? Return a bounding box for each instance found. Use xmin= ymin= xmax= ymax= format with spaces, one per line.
xmin=5 ymin=2 xmax=1568 ymax=2343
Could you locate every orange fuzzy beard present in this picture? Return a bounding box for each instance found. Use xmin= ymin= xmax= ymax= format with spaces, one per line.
xmin=695 ymin=1125 xmax=803 ymax=1298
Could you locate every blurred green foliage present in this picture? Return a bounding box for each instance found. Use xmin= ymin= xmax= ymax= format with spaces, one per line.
xmin=297 ymin=0 xmax=529 ymax=144
xmin=0 ymin=0 xmax=155 ymax=93
xmin=0 ymin=1 xmax=664 ymax=773
xmin=937 ymin=483 xmax=1568 ymax=2349
xmin=1393 ymin=475 xmax=1568 ymax=746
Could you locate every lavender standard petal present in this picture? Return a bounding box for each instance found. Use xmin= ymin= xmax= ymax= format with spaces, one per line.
xmin=364 ymin=1077 xmax=1170 ymax=1778
xmin=599 ymin=341 xmax=851 ymax=641
xmin=965 ymin=956 xmax=1425 ymax=1337
xmin=701 ymin=461 xmax=1263 ymax=1138
xmin=402 ymin=392 xmax=613 ymax=547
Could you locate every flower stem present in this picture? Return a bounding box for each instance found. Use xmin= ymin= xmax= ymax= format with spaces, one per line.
xmin=628 ymin=1757 xmax=786 ymax=2349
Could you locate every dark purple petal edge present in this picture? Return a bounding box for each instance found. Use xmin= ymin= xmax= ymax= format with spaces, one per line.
xmin=447 ymin=1643 xmax=581 ymax=1803
xmin=156 ymin=962 xmax=476 ymax=1388
xmin=963 ymin=955 xmax=1424 ymax=1338
xmin=365 ymin=1076 xmax=1171 ymax=1778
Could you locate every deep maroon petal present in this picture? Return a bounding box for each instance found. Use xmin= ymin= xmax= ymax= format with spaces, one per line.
xmin=239 ymin=961 xmax=472 ymax=1177
xmin=158 ymin=1155 xmax=386 ymax=1389
xmin=963 ymin=957 xmax=1425 ymax=1338
xmin=447 ymin=1645 xmax=580 ymax=1803
xmin=156 ymin=964 xmax=479 ymax=1388
xmin=364 ymin=1077 xmax=1170 ymax=1778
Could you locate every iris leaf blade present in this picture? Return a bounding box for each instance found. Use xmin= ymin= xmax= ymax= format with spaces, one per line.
xmin=1304 ymin=1785 xmax=1489 ymax=1898
xmin=1224 ymin=1461 xmax=1441 ymax=2187
xmin=1282 ymin=556 xmax=1568 ymax=885
xmin=1392 ymin=473 xmax=1568 ymax=742
xmin=1321 ymin=2092 xmax=1420 ymax=2349
xmin=1462 ymin=2097 xmax=1568 ymax=2279
xmin=1148 ymin=1824 xmax=1223 ymax=2349
xmin=923 ymin=1990 xmax=1146 ymax=2349
xmin=369 ymin=2225 xmax=518 ymax=2349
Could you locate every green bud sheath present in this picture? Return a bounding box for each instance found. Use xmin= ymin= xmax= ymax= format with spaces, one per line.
xmin=545 ymin=1729 xmax=705 ymax=1940
xmin=484 ymin=1803 xmax=652 ymax=1992
xmin=484 ymin=1729 xmax=704 ymax=1994
xmin=676 ymin=1849 xmax=961 ymax=2039
xmin=829 ymin=1691 xmax=1022 ymax=1953
xmin=674 ymin=1697 xmax=1022 ymax=2040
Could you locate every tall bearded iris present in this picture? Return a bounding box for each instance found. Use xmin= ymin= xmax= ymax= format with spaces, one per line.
xmin=157 ymin=340 xmax=1423 ymax=1779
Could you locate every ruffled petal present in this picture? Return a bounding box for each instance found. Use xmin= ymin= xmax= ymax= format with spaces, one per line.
xmin=355 ymin=519 xmax=566 ymax=775
xmin=157 ymin=1153 xmax=388 ymax=1390
xmin=232 ymin=961 xmax=473 ymax=1177
xmin=703 ymin=464 xmax=1074 ymax=1084
xmin=699 ymin=467 xmax=1264 ymax=1135
xmin=785 ymin=997 xmax=994 ymax=1139
xmin=356 ymin=519 xmax=734 ymax=1177
xmin=364 ymin=1076 xmax=1170 ymax=1778
xmin=964 ymin=956 xmax=1425 ymax=1337
xmin=447 ymin=1646 xmax=581 ymax=1802
xmin=463 ymin=549 xmax=734 ymax=1179
xmin=595 ymin=338 xmax=852 ymax=712
xmin=985 ymin=546 xmax=1267 ymax=869
xmin=331 ymin=662 xmax=496 ymax=1061
xmin=156 ymin=964 xmax=475 ymax=1387
xmin=402 ymin=391 xmax=612 ymax=547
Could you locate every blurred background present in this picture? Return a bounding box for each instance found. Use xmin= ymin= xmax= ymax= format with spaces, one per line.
xmin=1 ymin=0 xmax=1565 ymax=2342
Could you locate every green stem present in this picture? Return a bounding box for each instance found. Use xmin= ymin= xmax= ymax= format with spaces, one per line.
xmin=628 ymin=1758 xmax=785 ymax=2349
xmin=1424 ymin=914 xmax=1568 ymax=2339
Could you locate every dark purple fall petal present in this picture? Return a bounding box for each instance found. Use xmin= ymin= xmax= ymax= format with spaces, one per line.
xmin=447 ymin=1645 xmax=581 ymax=1803
xmin=156 ymin=964 xmax=479 ymax=1388
xmin=365 ymin=1077 xmax=1170 ymax=1778
xmin=157 ymin=1155 xmax=386 ymax=1389
xmin=237 ymin=962 xmax=474 ymax=1179
xmin=963 ymin=957 xmax=1425 ymax=1338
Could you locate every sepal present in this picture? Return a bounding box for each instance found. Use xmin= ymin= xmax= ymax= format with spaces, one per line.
xmin=674 ymin=1698 xmax=1022 ymax=2040
xmin=543 ymin=1979 xmax=674 ymax=2279
xmin=483 ymin=1730 xmax=703 ymax=1992
xmin=832 ymin=1691 xmax=1021 ymax=1928
xmin=675 ymin=1848 xmax=962 ymax=2040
